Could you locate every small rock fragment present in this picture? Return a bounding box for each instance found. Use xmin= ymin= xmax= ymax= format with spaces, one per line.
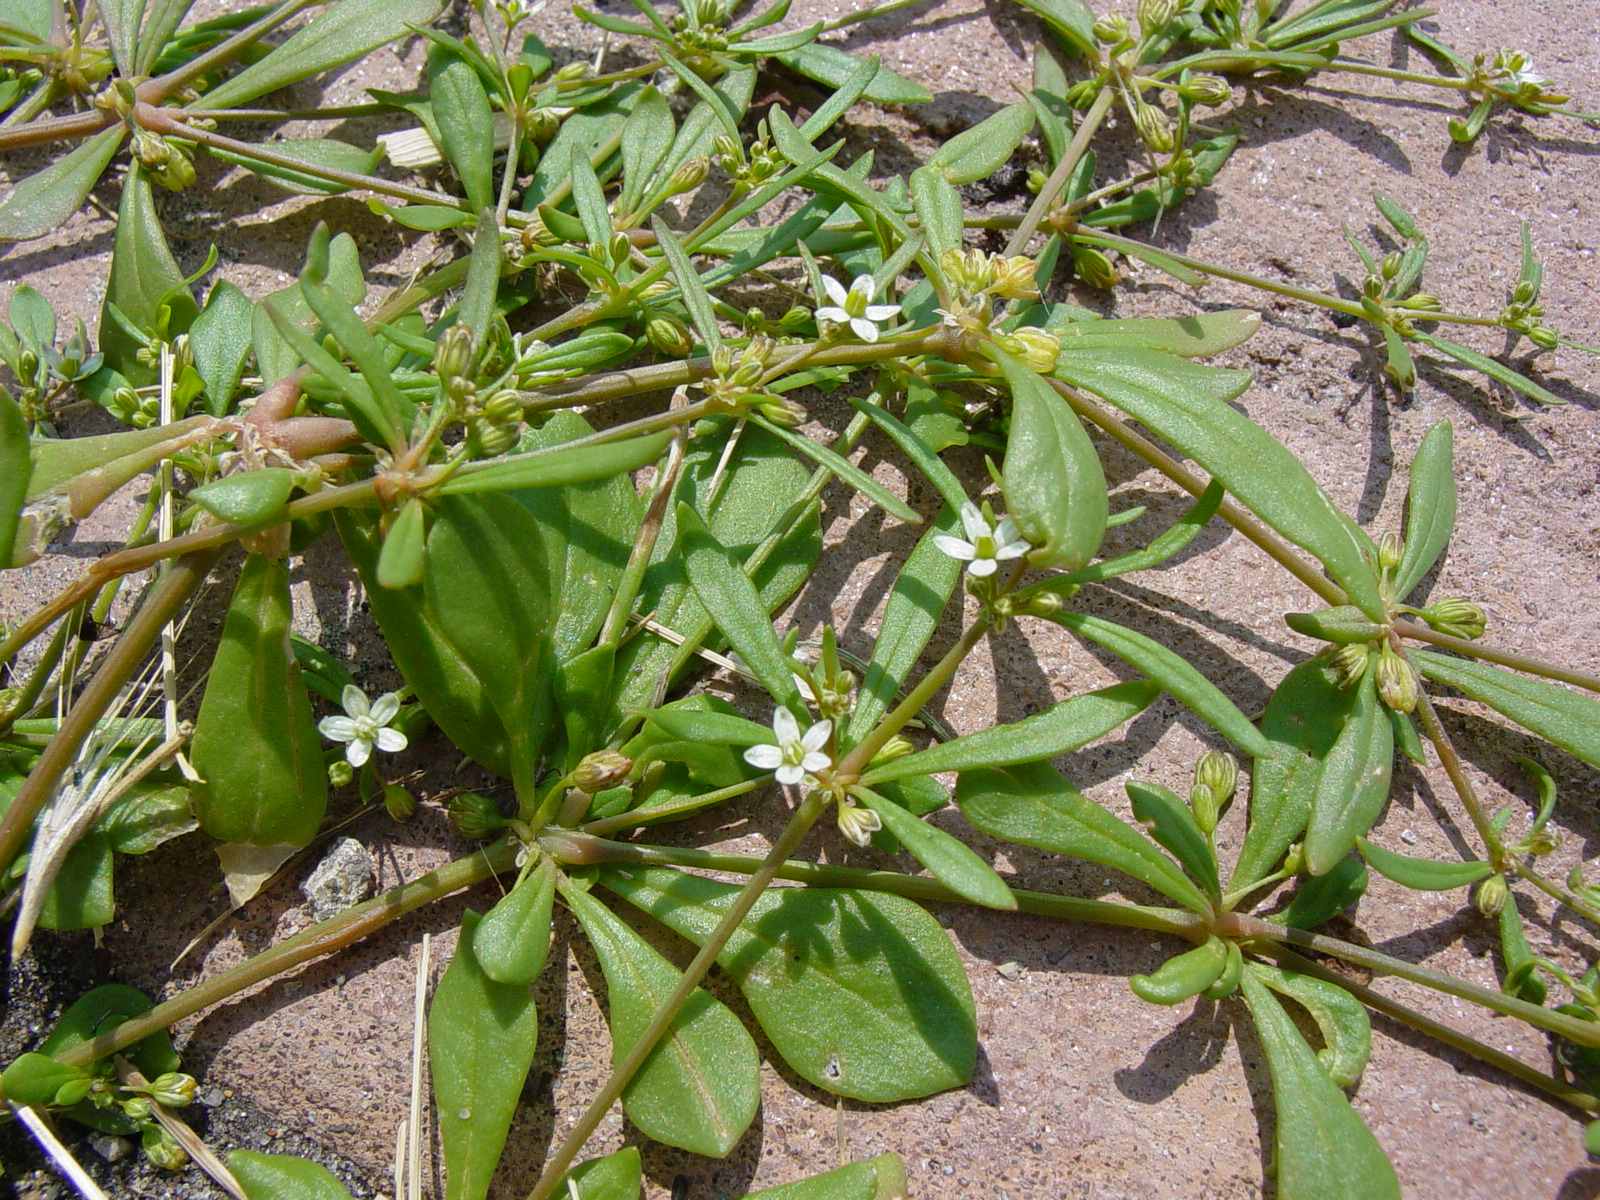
xmin=996 ymin=960 xmax=1023 ymax=980
xmin=88 ymin=1133 xmax=135 ymax=1162
xmin=301 ymin=837 xmax=375 ymax=921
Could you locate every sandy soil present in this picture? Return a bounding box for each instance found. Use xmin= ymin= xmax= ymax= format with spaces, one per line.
xmin=3 ymin=0 xmax=1600 ymax=1197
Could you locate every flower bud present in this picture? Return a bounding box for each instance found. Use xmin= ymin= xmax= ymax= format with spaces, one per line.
xmin=328 ymin=759 xmax=354 ymax=788
xmin=667 ymin=156 xmax=710 ymax=196
xmin=1193 ymin=750 xmax=1238 ymax=808
xmin=0 ymin=687 xmax=21 ymax=724
xmin=1190 ymin=783 xmax=1219 ymax=835
xmin=149 ymin=1073 xmax=197 ymax=1108
xmin=1405 ymin=292 xmax=1442 ymax=312
xmin=867 ymin=735 xmax=915 ymax=768
xmin=1569 ymin=863 xmax=1588 ymax=893
xmin=383 ymin=784 xmax=417 ymax=821
xmin=755 ymin=395 xmax=806 ymax=427
xmin=1133 ymin=103 xmax=1177 ymax=153
xmin=835 ymin=800 xmax=883 ymax=848
xmin=520 ymin=215 xmax=558 ymax=249
xmin=1092 ymin=12 xmax=1129 ymax=43
xmin=1377 ymin=531 xmax=1404 ymax=573
xmin=435 ymin=325 xmax=475 ymax=381
xmin=1526 ymin=828 xmax=1559 ymax=856
xmin=1281 ymin=841 xmax=1305 ymax=877
xmin=480 ymin=388 xmax=524 ymax=426
xmin=1025 ymin=590 xmax=1068 ymax=616
xmin=1421 ymin=597 xmax=1487 ymax=640
xmin=556 ymin=61 xmax=592 ymax=81
xmin=1529 ymin=325 xmax=1560 ymax=349
xmin=1004 ymin=327 xmax=1062 ymax=372
xmin=141 ymin=1124 xmax=189 ymax=1171
xmin=1374 ymin=643 xmax=1419 ymax=713
xmin=1181 ymin=74 xmax=1232 ymax=107
xmin=1137 ymin=0 xmax=1180 ymax=34
xmin=1072 ymin=245 xmax=1119 ymax=290
xmin=1381 ymin=252 xmax=1403 ymax=281
xmin=573 ymin=749 xmax=632 ymax=794
xmin=1475 ymin=873 xmax=1509 ymax=918
xmin=1512 ymin=280 xmax=1540 ymax=306
xmin=1331 ymin=642 xmax=1371 ymax=685
xmin=646 ymin=313 xmax=695 ymax=358
xmin=449 ymin=791 xmax=503 ymax=839
xmin=131 ymin=129 xmax=171 ymax=168
xmin=989 ymin=254 xmax=1041 ymax=300
xmin=468 ymin=418 xmax=518 ymax=457
xmin=122 ymin=1096 xmax=153 ymax=1121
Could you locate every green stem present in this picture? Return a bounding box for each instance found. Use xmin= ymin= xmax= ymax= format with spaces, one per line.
xmin=818 ymin=0 xmax=933 ymax=33
xmin=0 ymin=548 xmax=222 ymax=878
xmin=580 ymin=778 xmax=764 ymax=838
xmin=556 ymin=835 xmax=1202 ymax=937
xmin=139 ymin=0 xmax=321 ymax=103
xmin=1263 ymin=946 xmax=1599 ymax=1114
xmin=1512 ymin=860 xmax=1600 ymax=929
xmin=1007 ymin=86 xmax=1115 ymax=257
xmin=1395 ymin=618 xmax=1600 ymax=695
xmin=525 ymin=791 xmax=833 ymax=1200
xmin=23 ymin=840 xmax=518 ymax=1084
xmin=1412 ymin=682 xmax=1506 ymax=871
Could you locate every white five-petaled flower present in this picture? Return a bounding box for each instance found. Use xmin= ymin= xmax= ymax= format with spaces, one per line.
xmin=933 ymin=502 xmax=1030 ymax=577
xmin=319 ymin=684 xmax=408 ymax=767
xmin=744 ymin=708 xmax=832 ymax=786
xmin=814 ymin=274 xmax=900 ymax=343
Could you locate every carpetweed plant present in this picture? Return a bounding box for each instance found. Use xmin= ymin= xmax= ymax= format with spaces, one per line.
xmin=1 ymin=0 xmax=1598 ymax=1197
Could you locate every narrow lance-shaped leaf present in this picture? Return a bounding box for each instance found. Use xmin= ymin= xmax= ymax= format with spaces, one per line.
xmin=228 ymin=1151 xmax=356 ymax=1200
xmin=1304 ymin=669 xmax=1393 ymax=876
xmin=1357 ymin=835 xmax=1491 ymax=891
xmin=1238 ymin=969 xmax=1401 ymax=1200
xmin=862 ymin=680 xmax=1159 ymax=785
xmin=190 ymin=281 xmax=255 ymax=416
xmin=429 ymin=910 xmax=538 ymax=1200
xmin=563 ymin=880 xmax=760 ymax=1156
xmin=653 ymin=219 xmax=722 ymax=350
xmin=601 ymin=866 xmax=977 ymax=1102
xmin=472 ymin=857 xmax=557 ymax=987
xmin=456 ymin=209 xmax=502 ymax=351
xmin=1127 ymin=781 xmax=1219 ymax=900
xmin=677 ymin=501 xmax=805 ymax=717
xmin=428 ymin=52 xmax=496 ymax=214
xmin=0 ymin=391 xmax=31 ymax=569
xmin=750 ymin=413 xmax=919 ymax=523
xmin=0 ymin=128 xmax=124 ymax=244
xmin=99 ymin=163 xmax=199 ymax=385
xmin=189 ymin=553 xmax=328 ymax=848
xmin=1413 ymin=650 xmax=1600 ymax=770
xmin=744 ymin=1155 xmax=909 ymax=1200
xmin=957 ymin=761 xmax=1211 ymax=913
xmin=201 ymin=0 xmax=446 ymax=109
xmin=855 ymin=786 xmax=1016 ymax=910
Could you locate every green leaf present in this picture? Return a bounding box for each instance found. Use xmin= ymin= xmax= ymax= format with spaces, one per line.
xmin=619 ymin=86 xmax=674 ymax=216
xmin=1 ymin=1054 xmax=93 ymax=1108
xmin=862 ymin=680 xmax=1159 ymax=785
xmin=8 ymin=285 xmax=55 ymax=352
xmin=1413 ymin=651 xmax=1600 ymax=770
xmin=561 ymin=1148 xmax=642 ymax=1200
xmin=1239 ymin=970 xmax=1400 ymax=1200
xmin=1130 ymin=937 xmax=1229 ymax=1005
xmin=429 ymin=54 xmax=496 ymax=213
xmin=205 ymin=137 xmax=383 ymax=195
xmin=453 ymin=211 xmax=502 ymax=353
xmin=229 ymin=1151 xmax=356 ymax=1200
xmin=643 ymin=706 xmax=773 ymax=747
xmin=0 ymin=128 xmax=124 ymax=243
xmin=190 ymin=281 xmax=254 ymax=416
xmin=430 ymin=910 xmax=538 ymax=1200
xmin=190 ymin=554 xmax=329 ymax=847
xmin=845 ymin=508 xmax=963 ymax=742
xmin=849 ymin=393 xmax=968 ymax=511
xmin=1127 ymin=781 xmax=1219 ymax=900
xmin=1356 ymin=835 xmax=1491 ymax=891
xmin=957 ymin=760 xmax=1211 ymax=912
xmin=1414 ymin=330 xmax=1567 ymax=407
xmin=678 ymin=501 xmax=806 ymax=717
xmin=909 ymin=166 xmax=963 ymax=258
xmin=189 ymin=468 xmax=297 ymax=527
xmin=473 ymin=857 xmax=556 ymax=986
xmin=1247 ymin=962 xmax=1371 ymax=1086
xmin=775 ymin=43 xmax=933 ymax=103
xmin=0 ymin=390 xmax=30 ymax=569
xmin=299 ymin=269 xmax=413 ymax=449
xmin=798 ymin=54 xmax=883 ymax=140
xmin=36 ymin=984 xmax=179 ymax=1080
xmin=1277 ymin=855 xmax=1368 ymax=930
xmin=1047 ymin=611 xmax=1273 ymax=757
xmin=368 ymin=199 xmax=475 ymax=230
xmin=563 ymin=881 xmax=760 ymax=1156
xmin=996 ymin=350 xmax=1107 ymax=572
xmin=601 ymin=867 xmax=976 ymax=1102
xmin=750 ymin=414 xmax=918 ymax=524
xmin=927 ymin=103 xmax=1035 ymax=184
xmin=1232 ymin=658 xmax=1355 ymax=890
xmin=1050 ymin=310 xmax=1262 ymax=357
xmin=744 ymin=1154 xmax=908 ymax=1200
xmin=1006 ymin=0 xmax=1097 ymax=57
xmin=335 ymin=509 xmax=511 ymax=775
xmin=1394 ymin=422 xmax=1455 ymax=598
xmin=652 ymin=219 xmax=722 ymax=350
xmin=101 ymin=783 xmax=195 ymax=855
xmin=99 ymin=163 xmax=199 ymax=385
xmin=855 ymin=786 xmax=1015 ymax=910
xmin=440 ymin=433 xmax=672 ymax=500
xmin=376 ymin=495 xmax=427 ymax=590
xmin=1054 ymin=348 xmax=1387 ymax=620
xmin=135 ymin=0 xmax=198 ymax=76
xmin=1304 ymin=671 xmax=1393 ymax=876
xmin=202 ymin=0 xmax=446 ymax=109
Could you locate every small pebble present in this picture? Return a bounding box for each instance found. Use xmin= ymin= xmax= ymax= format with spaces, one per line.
xmin=301 ymin=837 xmax=376 ymax=921
xmin=88 ymin=1134 xmax=135 ymax=1163
xmin=1401 ymin=829 xmax=1419 ymax=845
xmin=997 ymin=960 xmax=1023 ymax=980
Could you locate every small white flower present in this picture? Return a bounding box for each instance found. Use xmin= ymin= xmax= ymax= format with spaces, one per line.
xmin=814 ymin=274 xmax=900 ymax=343
xmin=933 ymin=501 xmax=1030 ymax=577
xmin=744 ymin=708 xmax=832 ymax=786
xmin=319 ymin=684 xmax=408 ymax=767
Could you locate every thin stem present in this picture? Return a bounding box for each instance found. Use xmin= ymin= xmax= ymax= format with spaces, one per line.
xmin=526 ymin=791 xmax=832 ymax=1200
xmin=1512 ymin=861 xmax=1600 ymax=929
xmin=1262 ymin=946 xmax=1599 ymax=1114
xmin=17 ymin=840 xmax=518 ymax=1086
xmin=818 ymin=0 xmax=933 ymax=34
xmin=580 ymin=778 xmax=764 ymax=838
xmin=1007 ymin=86 xmax=1115 ymax=257
xmin=139 ymin=0 xmax=321 ymax=102
xmin=1412 ymin=683 xmax=1506 ymax=871
xmin=1395 ymin=618 xmax=1600 ymax=694
xmin=0 ymin=549 xmax=222 ymax=884
xmin=1044 ymin=375 xmax=1349 ymax=608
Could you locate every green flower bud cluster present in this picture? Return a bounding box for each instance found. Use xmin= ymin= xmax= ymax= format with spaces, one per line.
xmin=131 ymin=129 xmax=196 ymax=192
xmin=1417 ymin=597 xmax=1488 ymax=640
xmin=110 ymin=384 xmax=161 ymax=428
xmin=700 ymin=334 xmax=798 ymax=423
xmin=572 ymin=749 xmax=632 ymax=794
xmin=996 ymin=327 xmax=1061 ymax=373
xmin=1134 ymin=103 xmax=1178 ymax=154
xmin=1092 ymin=13 xmax=1130 ymax=45
xmin=713 ymin=133 xmax=785 ymax=193
xmin=1136 ymin=0 xmax=1180 ymax=36
xmin=449 ymin=791 xmax=506 ymax=840
xmin=1189 ymin=751 xmax=1238 ymax=835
